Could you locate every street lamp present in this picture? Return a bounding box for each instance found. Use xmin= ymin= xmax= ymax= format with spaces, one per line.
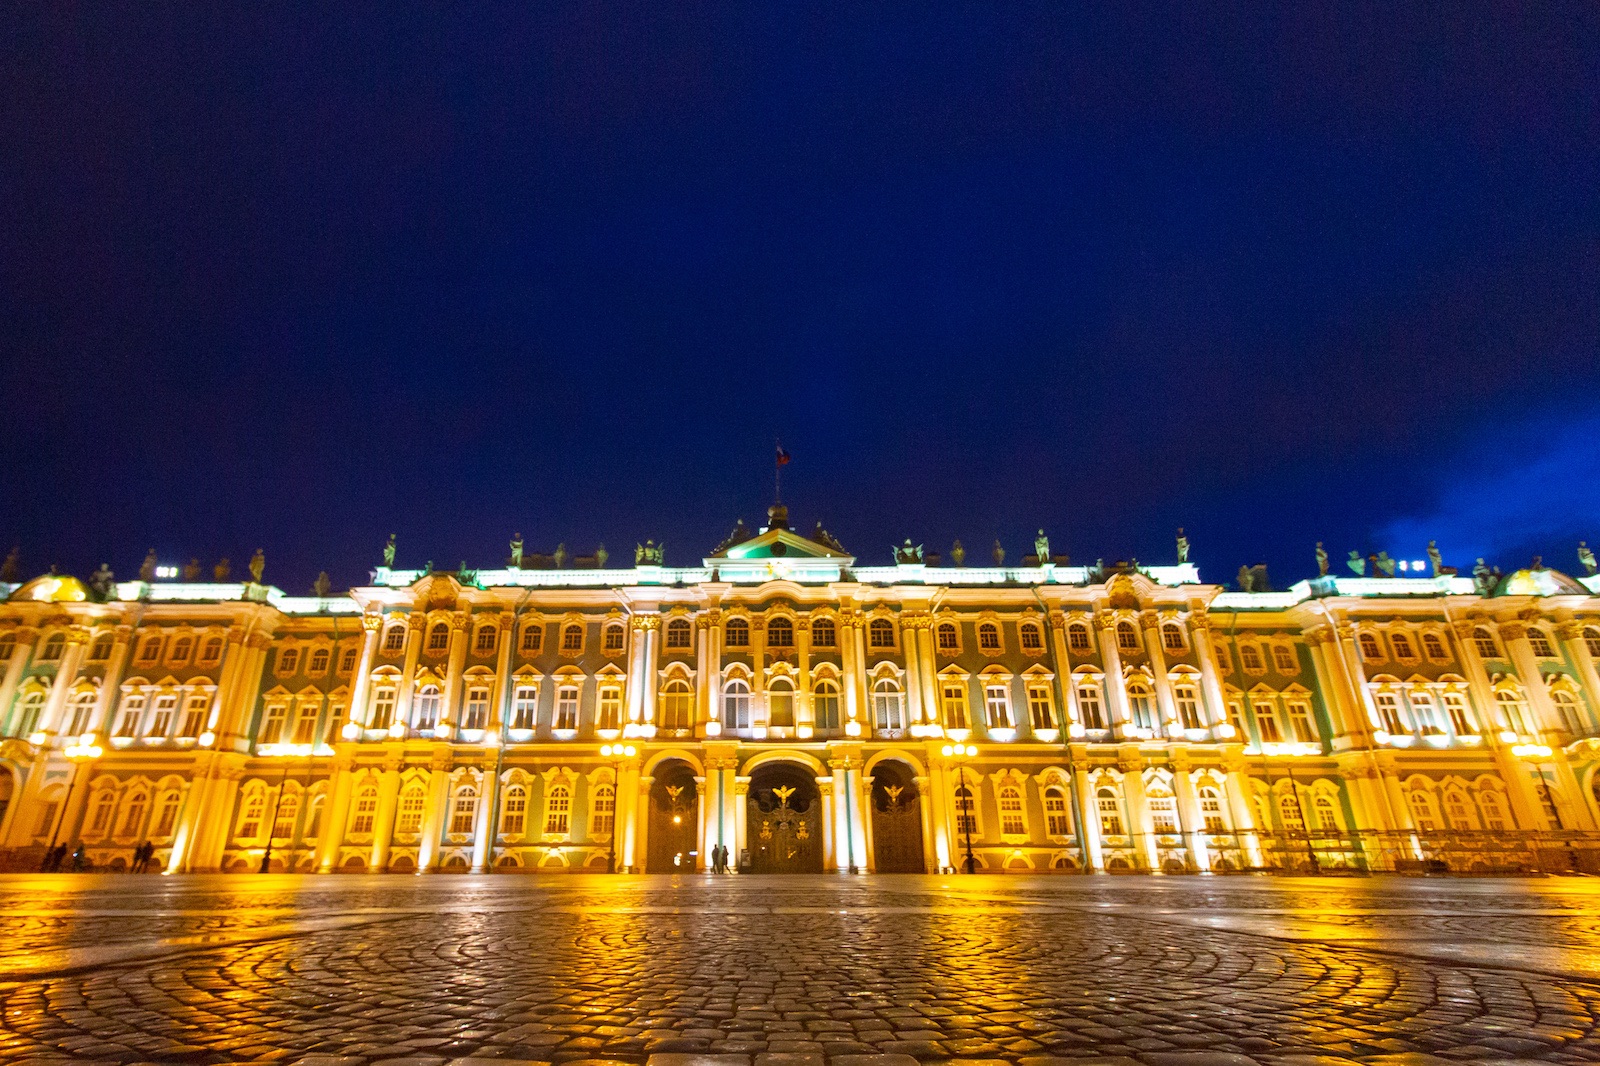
xmin=942 ymin=743 xmax=979 ymax=874
xmin=41 ymin=733 xmax=103 ymax=870
xmin=260 ymin=744 xmax=313 ymax=874
xmin=599 ymin=743 xmax=637 ymax=874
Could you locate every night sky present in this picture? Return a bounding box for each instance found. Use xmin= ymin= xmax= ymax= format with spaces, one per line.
xmin=3 ymin=6 xmax=1596 ymax=592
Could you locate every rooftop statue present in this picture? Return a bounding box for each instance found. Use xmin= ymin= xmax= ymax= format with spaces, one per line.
xmin=809 ymin=522 xmax=846 ymax=553
xmin=382 ymin=533 xmax=396 ymax=567
xmin=140 ymin=548 xmax=158 ymax=582
xmin=950 ymin=539 xmax=965 ymax=567
xmin=1346 ymin=550 xmax=1365 ymax=576
xmin=894 ymin=539 xmax=923 ymax=565
xmin=1374 ymin=551 xmax=1396 ymax=577
xmin=214 ymin=557 xmax=230 ymax=581
xmin=1237 ymin=565 xmax=1254 ymax=592
xmin=1581 ymin=541 xmax=1597 ymax=576
xmin=184 ymin=558 xmax=200 ymax=581
xmin=1472 ymin=557 xmax=1493 ymax=595
xmin=249 ymin=549 xmax=265 ymax=584
xmin=1034 ymin=529 xmax=1050 ymax=563
xmin=312 ymin=571 xmax=331 ymax=597
xmin=595 ymin=544 xmax=609 ymax=569
xmin=636 ymin=540 xmax=664 ymax=565
xmin=993 ymin=540 xmax=1005 ymax=567
xmin=1315 ymin=542 xmax=1329 ymax=576
xmin=1 ymin=547 xmax=19 ymax=584
xmin=1428 ymin=540 xmax=1443 ymax=577
xmin=508 ymin=533 xmax=523 ymax=569
xmin=553 ymin=543 xmax=568 ymax=569
xmin=1176 ymin=528 xmax=1189 ymax=564
xmin=89 ymin=563 xmax=115 ymax=601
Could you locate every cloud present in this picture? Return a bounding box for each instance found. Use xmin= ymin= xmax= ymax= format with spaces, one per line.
xmin=1378 ymin=410 xmax=1600 ymax=570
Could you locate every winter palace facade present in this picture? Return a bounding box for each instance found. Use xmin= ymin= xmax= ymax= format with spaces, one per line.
xmin=4 ymin=507 xmax=1600 ymax=876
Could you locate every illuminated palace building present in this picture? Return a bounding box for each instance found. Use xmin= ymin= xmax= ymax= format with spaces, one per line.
xmin=4 ymin=505 xmax=1600 ymax=877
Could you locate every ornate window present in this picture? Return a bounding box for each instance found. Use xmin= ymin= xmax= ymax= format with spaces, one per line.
xmin=660 ymin=679 xmax=693 ymax=731
xmin=112 ymin=694 xmax=143 ymax=738
xmin=868 ymin=618 xmax=895 ymax=648
xmin=382 ymin=624 xmax=406 ymax=653
xmin=1586 ymin=626 xmax=1600 ymax=659
xmin=308 ymin=647 xmax=330 ymax=674
xmin=1067 ymin=624 xmax=1091 ymax=652
xmin=270 ymin=793 xmax=298 ymax=840
xmin=561 ymin=624 xmax=584 ymax=652
xmin=1357 ymin=632 xmax=1383 ymax=661
xmin=1271 ymin=644 xmax=1297 ymax=673
xmin=1443 ymin=691 xmax=1474 ymax=735
xmin=500 ymin=785 xmax=527 ymax=835
xmin=463 ymin=686 xmax=490 ymax=731
xmin=940 ymin=681 xmax=969 ymax=730
xmin=813 ymin=679 xmax=841 ymax=731
xmin=1116 ymin=622 xmax=1139 ymax=652
xmin=998 ymin=786 xmax=1025 ymax=835
xmin=1494 ymin=689 xmax=1530 ymax=734
xmin=1226 ymin=698 xmax=1247 ymax=737
xmin=1076 ymin=682 xmax=1105 ymax=730
xmin=474 ymin=625 xmax=498 ymax=654
xmin=66 ymin=691 xmax=96 ymax=736
xmin=1254 ymin=697 xmax=1283 ymax=742
xmin=259 ymin=704 xmax=287 ymax=745
xmin=292 ymin=704 xmax=318 ymax=745
xmin=1019 ymin=622 xmax=1043 ymax=652
xmin=1313 ymin=795 xmax=1339 ymax=833
xmin=553 ymin=686 xmax=580 ymax=731
xmin=521 ymin=624 xmax=543 ymax=653
xmin=544 ymin=784 xmax=571 ymax=835
xmin=1472 ymin=627 xmax=1498 ymax=659
xmin=1552 ymin=689 xmax=1584 ymax=734
xmin=1478 ymin=790 xmax=1507 ymax=830
xmin=1422 ymin=633 xmax=1449 ymax=661
xmin=170 ymin=636 xmax=193 ymax=664
xmin=596 ymin=686 xmax=622 ymax=731
xmin=201 ymin=636 xmax=224 ymax=665
xmin=603 ymin=623 xmax=625 ymax=652
xmin=1286 ymin=701 xmax=1317 ymax=743
xmin=40 ymin=633 xmax=65 ymax=661
xmin=89 ymin=792 xmax=115 ymax=835
xmin=414 ymin=685 xmax=441 ymax=731
xmin=339 ymin=647 xmax=357 ymax=674
xmin=277 ymin=648 xmax=301 ymax=676
xmin=768 ymin=678 xmax=795 ymax=727
xmin=1528 ymin=628 xmax=1556 ymax=658
xmin=1127 ymin=683 xmax=1156 ymax=732
xmin=450 ymin=787 xmax=477 ymax=835
xmin=1148 ymin=788 xmax=1178 ymax=834
xmin=1043 ymin=787 xmax=1071 ymax=836
xmin=954 ymin=784 xmax=977 ymax=835
xmin=89 ymin=633 xmax=113 ymax=661
xmin=1239 ymin=644 xmax=1265 ymax=672
xmin=810 ymin=617 xmax=836 ymax=648
xmin=872 ymin=678 xmax=905 ymax=730
xmin=1096 ymin=788 xmax=1125 ymax=836
xmin=1408 ymin=691 xmax=1441 ymax=735
xmin=936 ymin=622 xmax=959 ymax=651
xmin=977 ymin=623 xmax=1001 ymax=652
xmin=138 ymin=635 xmax=163 ymax=663
xmin=984 ymin=683 xmax=1011 ymax=729
xmin=237 ymin=792 xmax=266 ymax=839
xmin=1374 ymin=691 xmax=1405 ymax=735
xmin=1198 ymin=786 xmax=1225 ymax=832
xmin=1408 ymin=790 xmax=1439 ymax=832
xmin=350 ymin=785 xmax=377 ymax=834
xmin=1027 ymin=684 xmax=1053 ymax=730
xmin=427 ymin=623 xmax=450 ymax=653
xmin=724 ymin=679 xmax=751 ymax=730
xmin=154 ymin=792 xmax=180 ymax=837
xmin=324 ymin=704 xmax=347 ymax=743
xmin=1444 ymin=790 xmax=1473 ymax=829
xmin=121 ymin=792 xmax=149 ymax=837
xmin=150 ymin=694 xmax=178 ymax=737
xmin=370 ymin=687 xmax=396 ymax=730
xmin=1175 ymin=684 xmax=1203 ymax=730
xmin=665 ymin=618 xmax=692 ymax=649
xmin=1390 ymin=633 xmax=1415 ymax=661
xmin=767 ymin=617 xmax=794 ymax=648
xmin=590 ymin=782 xmax=615 ymax=837
xmin=1162 ymin=623 xmax=1186 ymax=652
xmin=724 ymin=618 xmax=750 ymax=648
xmin=397 ymin=786 xmax=426 ymax=834
xmin=510 ymin=685 xmax=537 ymax=730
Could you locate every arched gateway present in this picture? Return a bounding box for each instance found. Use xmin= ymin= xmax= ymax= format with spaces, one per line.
xmin=870 ymin=760 xmax=926 ymax=872
xmin=646 ymin=760 xmax=700 ymax=872
xmin=746 ymin=762 xmax=823 ymax=873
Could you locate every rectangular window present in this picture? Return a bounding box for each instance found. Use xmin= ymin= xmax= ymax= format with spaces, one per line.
xmin=1027 ymin=686 xmax=1053 ymax=730
xmin=475 ymin=626 xmax=497 ymax=653
xmin=1068 ymin=625 xmax=1091 ymax=652
xmin=985 ymin=684 xmax=1012 ymax=729
xmin=544 ymin=789 xmax=571 ymax=835
xmin=1162 ymin=625 xmax=1186 ymax=652
xmin=325 ymin=704 xmax=347 ymax=743
xmin=292 ymin=705 xmax=318 ymax=744
xmin=591 ymin=784 xmax=615 ymax=837
xmin=115 ymin=697 xmax=145 ymax=738
xmin=260 ymin=705 xmax=287 ymax=745
xmin=1408 ymin=692 xmax=1441 ymax=735
xmin=561 ymin=625 xmax=584 ymax=652
xmin=1271 ymin=645 xmax=1297 ymax=673
xmin=1374 ymin=691 xmax=1406 ymax=734
xmin=1239 ymin=645 xmax=1264 ymax=672
xmin=1443 ymin=692 xmax=1474 ymax=735
xmin=450 ymin=793 xmax=476 ymax=835
xmin=941 ymin=683 xmax=968 ymax=730
xmin=1097 ymin=794 xmax=1124 ymax=837
xmin=511 ymin=686 xmax=537 ymax=730
xmin=603 ymin=625 xmax=625 ymax=651
xmin=1226 ymin=700 xmax=1247 ymax=737
xmin=554 ymin=687 xmax=579 ymax=731
xmin=370 ymin=689 xmax=396 ymax=730
xmin=463 ymin=688 xmax=490 ymax=730
xmin=1286 ymin=702 xmax=1317 ymax=743
xmin=1149 ymin=795 xmax=1178 ymax=834
xmin=1044 ymin=791 xmax=1070 ymax=836
xmin=181 ymin=696 xmax=209 ymax=738
xmin=1077 ymin=685 xmax=1105 ymax=730
xmin=1254 ymin=702 xmax=1282 ymax=742
xmin=339 ymin=647 xmax=357 ymax=674
xmin=500 ymin=789 xmax=526 ymax=835
xmin=149 ymin=695 xmax=177 ymax=737
xmin=999 ymin=789 xmax=1025 ymax=835
xmin=522 ymin=624 xmax=543 ymax=652
xmin=1175 ymin=686 xmax=1202 ymax=730
xmin=597 ymin=688 xmax=622 ymax=731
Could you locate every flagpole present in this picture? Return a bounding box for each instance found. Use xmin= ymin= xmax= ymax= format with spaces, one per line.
xmin=775 ymin=439 xmax=782 ymax=504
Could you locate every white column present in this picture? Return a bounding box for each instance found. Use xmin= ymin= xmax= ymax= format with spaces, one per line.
xmin=369 ymin=764 xmax=402 ymax=871
xmin=89 ymin=628 xmax=132 ymax=737
xmin=1073 ymin=767 xmax=1104 ymax=872
xmin=0 ymin=626 xmax=39 ymax=734
xmin=1191 ymin=616 xmax=1231 ymax=733
xmin=1172 ymin=765 xmax=1209 ymax=872
xmin=348 ymin=614 xmax=382 ymax=730
xmin=393 ymin=616 xmax=424 ymax=727
xmin=1141 ymin=613 xmax=1179 ymax=736
xmin=1098 ymin=616 xmax=1131 ymax=737
xmin=1223 ymin=768 xmax=1264 ymax=867
xmin=1557 ymin=621 xmax=1600 ymax=733
xmin=40 ymin=629 xmax=89 ymax=736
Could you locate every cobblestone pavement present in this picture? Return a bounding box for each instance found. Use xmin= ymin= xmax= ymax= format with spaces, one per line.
xmin=5 ymin=875 xmax=1600 ymax=1066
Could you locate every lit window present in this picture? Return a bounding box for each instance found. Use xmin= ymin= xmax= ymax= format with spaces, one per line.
xmin=463 ymin=687 xmax=490 ymax=730
xmin=1027 ymin=685 xmax=1053 ymax=730
xmin=724 ymin=679 xmax=751 ymax=730
xmin=596 ymin=687 xmax=622 ymax=731
xmin=350 ymin=786 xmax=377 ymax=834
xmin=1019 ymin=623 xmax=1043 ymax=652
xmin=238 ymin=793 xmax=266 ymax=839
xmin=872 ymin=678 xmax=905 ymax=730
xmin=1390 ymin=633 xmax=1415 ymax=660
xmin=665 ymin=618 xmax=692 ymax=649
xmin=984 ymin=683 xmax=1011 ymax=730
xmin=1239 ymin=644 xmax=1264 ymax=672
xmin=427 ymin=623 xmax=450 ymax=652
xmin=977 ymin=623 xmax=1001 ymax=651
xmin=1043 ymin=787 xmax=1070 ymax=836
xmin=810 ymin=617 xmax=836 ymax=648
xmin=449 ymin=788 xmax=477 ymax=835
xmin=812 ymin=679 xmax=841 ymax=731
xmin=724 ymin=618 xmax=750 ymax=648
xmin=1198 ymin=787 xmax=1225 ymax=832
xmin=561 ymin=623 xmax=584 ymax=652
xmin=1357 ymin=633 xmax=1383 ymax=661
xmin=1408 ymin=791 xmax=1438 ymax=832
xmin=1148 ymin=790 xmax=1177 ymax=834
xmin=603 ymin=624 xmax=624 ymax=652
xmin=499 ymin=785 xmax=526 ymax=835
xmin=954 ymin=784 xmax=977 ymax=835
xmin=1175 ymin=684 xmax=1202 ymax=730
xmin=370 ymin=687 xmax=396 ymax=730
xmin=1374 ymin=691 xmax=1405 ymax=735
xmin=1067 ymin=624 xmax=1091 ymax=652
xmin=999 ymin=786 xmax=1025 ymax=835
xmin=553 ymin=686 xmax=579 ymax=731
xmin=475 ymin=625 xmax=498 ymax=654
xmin=1116 ymin=622 xmax=1139 ymax=652
xmin=1162 ymin=624 xmax=1185 ymax=652
xmin=768 ymin=679 xmax=795 ymax=727
xmin=660 ymin=679 xmax=693 ymax=730
xmin=309 ymin=648 xmax=330 ymax=674
xmin=1422 ymin=633 xmax=1448 ymax=660
xmin=1313 ymin=795 xmax=1339 ymax=833
xmin=868 ymin=618 xmax=894 ymax=648
xmin=521 ymin=624 xmax=543 ymax=652
xmin=1478 ymin=790 xmax=1507 ymax=831
xmin=767 ymin=617 xmax=794 ymax=648
xmin=936 ymin=623 xmax=959 ymax=651
xmin=591 ymin=783 xmax=615 ymax=837
xmin=397 ymin=786 xmax=427 ymax=834
xmin=1096 ymin=788 xmax=1124 ymax=836
xmin=1271 ymin=645 xmax=1297 ymax=673
xmin=1077 ymin=683 xmax=1105 ymax=730
xmin=383 ymin=624 xmax=406 ymax=653
xmin=270 ymin=793 xmax=297 ymax=840
xmin=510 ymin=685 xmax=537 ymax=730
xmin=543 ymin=784 xmax=570 ymax=835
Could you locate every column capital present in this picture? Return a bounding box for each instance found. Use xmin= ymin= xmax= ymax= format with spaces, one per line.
xmin=1555 ymin=620 xmax=1585 ymax=641
xmin=450 ymin=611 xmax=471 ymax=632
xmin=1498 ymin=620 xmax=1527 ymax=642
xmin=361 ymin=612 xmax=385 ymax=633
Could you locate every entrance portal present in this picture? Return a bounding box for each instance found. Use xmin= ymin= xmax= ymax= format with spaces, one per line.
xmin=870 ymin=760 xmax=926 ymax=872
xmin=746 ymin=762 xmax=823 ymax=873
xmin=646 ymin=760 xmax=700 ymax=872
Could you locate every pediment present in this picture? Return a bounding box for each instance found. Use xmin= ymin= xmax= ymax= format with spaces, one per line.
xmin=705 ymin=528 xmax=853 ymax=563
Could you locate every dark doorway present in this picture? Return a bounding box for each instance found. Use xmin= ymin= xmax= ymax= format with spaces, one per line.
xmin=746 ymin=762 xmax=823 ymax=873
xmin=870 ymin=760 xmax=926 ymax=872
xmin=646 ymin=760 xmax=699 ymax=872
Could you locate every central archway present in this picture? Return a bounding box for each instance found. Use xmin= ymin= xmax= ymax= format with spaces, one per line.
xmin=870 ymin=759 xmax=926 ymax=872
xmin=646 ymin=760 xmax=700 ymax=872
xmin=746 ymin=762 xmax=823 ymax=873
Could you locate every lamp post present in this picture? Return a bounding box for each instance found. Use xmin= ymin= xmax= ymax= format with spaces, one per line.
xmin=600 ymin=743 xmax=637 ymax=874
xmin=1278 ymin=749 xmax=1320 ymax=874
xmin=40 ymin=733 xmax=103 ymax=870
xmin=942 ymin=743 xmax=979 ymax=874
xmin=260 ymin=744 xmax=312 ymax=874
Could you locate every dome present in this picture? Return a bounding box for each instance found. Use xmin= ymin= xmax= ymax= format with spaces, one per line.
xmin=9 ymin=573 xmax=89 ymax=603
xmin=1490 ymin=567 xmax=1589 ymax=597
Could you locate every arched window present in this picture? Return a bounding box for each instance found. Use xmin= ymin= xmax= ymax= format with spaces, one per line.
xmin=1019 ymin=622 xmax=1043 ymax=652
xmin=277 ymin=648 xmax=301 ymax=676
xmin=350 ymin=785 xmax=378 ymax=834
xmin=138 ymin=636 xmax=162 ymax=663
xmin=1313 ymin=795 xmax=1339 ymax=833
xmin=1174 ymin=683 xmax=1202 ymax=730
xmin=1147 ymin=788 xmax=1177 ymax=833
xmin=396 ymin=785 xmax=427 ymax=834
xmin=1197 ymin=786 xmax=1225 ymax=832
xmin=1278 ymin=792 xmax=1305 ymax=831
xmin=1067 ymin=624 xmax=1091 ymax=652
xmin=1473 ymin=627 xmax=1498 ymax=660
xmin=1239 ymin=644 xmax=1264 ymax=672
xmin=998 ymin=786 xmax=1025 ymax=834
xmin=414 ymin=685 xmax=441 ymax=730
xmin=1443 ymin=789 xmax=1474 ymax=829
xmin=1077 ymin=682 xmax=1105 ymax=730
xmin=474 ymin=624 xmax=498 ymax=653
xmin=813 ymin=679 xmax=841 ymax=731
xmin=561 ymin=624 xmax=584 ymax=652
xmin=427 ymin=623 xmax=450 ymax=653
xmin=936 ymin=622 xmax=959 ymax=651
xmin=1408 ymin=790 xmax=1439 ymax=832
xmin=1096 ymin=788 xmax=1125 ymax=836
xmin=596 ymin=686 xmax=621 ymax=731
xmin=238 ymin=792 xmax=267 ymax=839
xmin=370 ymin=686 xmax=396 ymax=730
xmin=977 ymin=623 xmax=1001 ymax=651
xmin=543 ymin=784 xmax=571 ymax=835
xmin=271 ymin=793 xmax=298 ymax=840
xmin=1390 ymin=633 xmax=1414 ymax=660
xmin=1043 ymin=787 xmax=1070 ymax=836
xmin=89 ymin=633 xmax=113 ymax=661
xmin=1358 ymin=632 xmax=1383 ymax=661
xmin=768 ymin=678 xmax=795 ymax=727
xmin=665 ymin=618 xmax=692 ymax=649
xmin=1478 ymin=789 xmax=1507 ymax=831
xmin=120 ymin=792 xmax=149 ymax=837
xmin=154 ymin=791 xmax=180 ymax=837
xmin=1422 ymin=633 xmax=1448 ymax=660
xmin=724 ymin=618 xmax=750 ymax=648
xmin=1271 ymin=644 xmax=1297 ymax=673
xmin=200 ymin=636 xmax=224 ymax=664
xmin=724 ymin=679 xmax=752 ymax=730
xmin=660 ymin=679 xmax=693 ymax=730
xmin=591 ymin=782 xmax=616 ymax=837
xmin=1116 ymin=621 xmax=1139 ymax=652
xmin=1586 ymin=626 xmax=1600 ymax=659
xmin=1495 ymin=689 xmax=1530 ymax=734
xmin=66 ymin=691 xmax=97 ymax=737
xmin=984 ymin=682 xmax=1011 ymax=729
xmin=521 ymin=624 xmax=543 ymax=652
xmin=872 ymin=678 xmax=904 ymax=730
xmin=339 ymin=647 xmax=357 ymax=674
xmin=1127 ymin=683 xmax=1156 ymax=731
xmin=1162 ymin=623 xmax=1186 ymax=652
xmin=767 ymin=617 xmax=794 ymax=648
xmin=1528 ymin=628 xmax=1556 ymax=658
xmin=383 ymin=624 xmax=406 ymax=653
xmin=308 ymin=647 xmax=330 ymax=674
xmin=810 ymin=617 xmax=836 ymax=648
xmin=41 ymin=633 xmax=65 ymax=661
xmin=89 ymin=791 xmax=116 ymax=835
xmin=463 ymin=686 xmax=490 ymax=731
xmin=868 ymin=618 xmax=894 ymax=648
xmin=500 ymin=785 xmax=527 ymax=835
xmin=602 ymin=623 xmax=625 ymax=652
xmin=170 ymin=636 xmax=193 ymax=664
xmin=449 ymin=787 xmax=477 ymax=835
xmin=954 ymin=784 xmax=977 ymax=835
xmin=1551 ymin=689 xmax=1584 ymax=734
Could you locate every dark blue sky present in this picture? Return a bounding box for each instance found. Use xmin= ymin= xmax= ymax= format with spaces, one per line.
xmin=3 ymin=5 xmax=1597 ymax=591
